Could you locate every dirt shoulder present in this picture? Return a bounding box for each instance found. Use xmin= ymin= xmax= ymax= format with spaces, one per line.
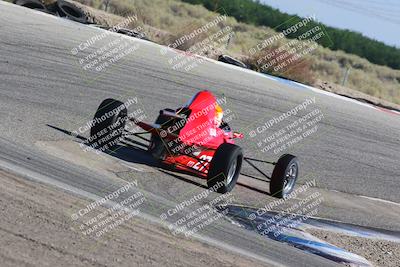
xmin=0 ymin=169 xmax=269 ymax=267
xmin=314 ymin=80 xmax=400 ymax=112
xmin=309 ymin=229 xmax=400 ymax=267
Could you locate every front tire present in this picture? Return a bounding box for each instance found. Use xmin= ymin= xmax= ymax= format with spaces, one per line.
xmin=270 ymin=154 xmax=299 ymax=198
xmin=207 ymin=143 xmax=243 ymax=193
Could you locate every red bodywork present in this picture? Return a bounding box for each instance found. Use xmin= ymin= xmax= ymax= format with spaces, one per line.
xmin=133 ymin=91 xmax=243 ymax=179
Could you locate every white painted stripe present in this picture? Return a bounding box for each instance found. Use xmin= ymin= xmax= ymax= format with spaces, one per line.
xmin=358 ymin=195 xmax=400 ymax=207
xmin=120 ymin=162 xmax=144 ymax=172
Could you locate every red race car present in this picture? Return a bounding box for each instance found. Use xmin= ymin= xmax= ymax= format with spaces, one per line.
xmin=89 ymin=90 xmax=299 ymax=198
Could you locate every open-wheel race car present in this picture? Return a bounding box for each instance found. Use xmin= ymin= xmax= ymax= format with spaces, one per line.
xmin=89 ymin=90 xmax=299 ymax=198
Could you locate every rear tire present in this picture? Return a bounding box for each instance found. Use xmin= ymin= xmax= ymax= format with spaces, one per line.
xmin=148 ymin=113 xmax=170 ymax=159
xmin=90 ymin=98 xmax=127 ymax=152
xmin=270 ymin=154 xmax=299 ymax=198
xmin=207 ymin=143 xmax=243 ymax=193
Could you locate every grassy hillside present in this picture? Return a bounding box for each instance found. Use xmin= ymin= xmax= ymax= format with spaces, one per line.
xmin=182 ymin=0 xmax=400 ymax=71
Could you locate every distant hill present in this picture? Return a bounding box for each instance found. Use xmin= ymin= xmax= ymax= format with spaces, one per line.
xmin=182 ymin=0 xmax=400 ymax=70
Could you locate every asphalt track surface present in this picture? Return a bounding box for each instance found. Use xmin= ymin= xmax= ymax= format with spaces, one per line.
xmin=1 ymin=2 xmax=400 ymax=266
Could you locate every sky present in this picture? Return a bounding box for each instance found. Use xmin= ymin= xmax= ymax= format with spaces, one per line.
xmin=261 ymin=0 xmax=400 ymax=48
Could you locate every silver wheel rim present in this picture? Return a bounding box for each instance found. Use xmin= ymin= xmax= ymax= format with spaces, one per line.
xmin=283 ymin=163 xmax=297 ymax=192
xmin=226 ymin=158 xmax=237 ymax=185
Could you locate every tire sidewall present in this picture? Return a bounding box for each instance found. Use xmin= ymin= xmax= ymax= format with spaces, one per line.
xmin=149 ymin=113 xmax=171 ymax=159
xmin=57 ymin=0 xmax=88 ymax=23
xmin=270 ymin=154 xmax=298 ymax=198
xmin=207 ymin=143 xmax=243 ymax=193
xmin=90 ymin=99 xmax=127 ymax=151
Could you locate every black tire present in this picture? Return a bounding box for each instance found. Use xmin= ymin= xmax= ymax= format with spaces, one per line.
xmin=46 ymin=2 xmax=66 ymax=16
xmin=57 ymin=0 xmax=89 ymax=24
xmin=270 ymin=154 xmax=299 ymax=198
xmin=218 ymin=55 xmax=248 ymax=69
xmin=90 ymin=98 xmax=127 ymax=151
xmin=207 ymin=143 xmax=243 ymax=193
xmin=14 ymin=0 xmax=47 ymax=11
xmin=116 ymin=28 xmax=148 ymax=40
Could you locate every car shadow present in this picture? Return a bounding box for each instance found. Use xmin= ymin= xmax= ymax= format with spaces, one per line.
xmin=47 ymin=124 xmax=207 ymax=190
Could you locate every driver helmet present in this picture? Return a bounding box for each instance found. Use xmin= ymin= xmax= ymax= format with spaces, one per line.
xmin=215 ymin=104 xmax=223 ymax=127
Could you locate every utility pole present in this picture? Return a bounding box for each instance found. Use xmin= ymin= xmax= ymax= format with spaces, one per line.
xmin=342 ymin=67 xmax=350 ymax=86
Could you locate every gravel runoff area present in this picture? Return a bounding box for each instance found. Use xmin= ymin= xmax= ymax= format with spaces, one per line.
xmin=0 ymin=169 xmax=270 ymax=267
xmin=309 ymin=229 xmax=400 ymax=267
